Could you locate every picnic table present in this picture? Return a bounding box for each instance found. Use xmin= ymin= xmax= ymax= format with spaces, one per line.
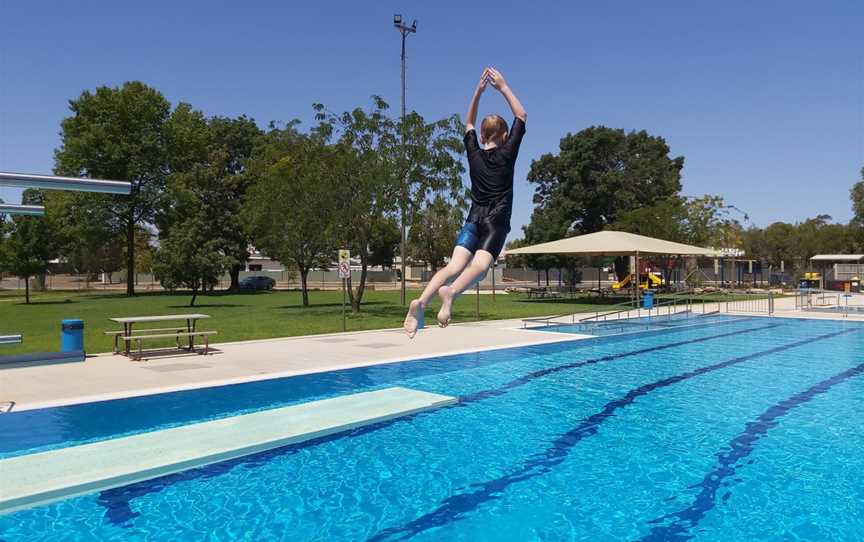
xmin=108 ymin=314 xmax=213 ymax=360
xmin=526 ymin=287 xmax=562 ymax=300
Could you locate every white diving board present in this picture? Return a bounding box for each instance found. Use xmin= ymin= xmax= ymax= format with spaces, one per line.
xmin=0 ymin=172 xmax=131 ymax=195
xmin=0 ymin=387 xmax=456 ymax=514
xmin=0 ymin=204 xmax=44 ymax=217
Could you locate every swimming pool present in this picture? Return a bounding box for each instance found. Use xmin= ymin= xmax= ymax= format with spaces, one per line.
xmin=1 ymin=316 xmax=862 ymax=541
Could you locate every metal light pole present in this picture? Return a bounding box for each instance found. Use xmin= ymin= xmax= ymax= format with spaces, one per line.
xmin=394 ymin=14 xmax=416 ymax=306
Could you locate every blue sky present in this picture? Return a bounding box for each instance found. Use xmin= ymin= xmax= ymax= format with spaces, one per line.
xmin=1 ymin=1 xmax=862 ymax=240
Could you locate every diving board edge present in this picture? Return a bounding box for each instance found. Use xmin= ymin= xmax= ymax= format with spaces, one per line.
xmin=0 ymin=387 xmax=456 ymax=515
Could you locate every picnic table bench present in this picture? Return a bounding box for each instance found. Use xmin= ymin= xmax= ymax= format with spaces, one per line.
xmin=526 ymin=287 xmax=561 ymax=300
xmin=108 ymin=314 xmax=215 ymax=361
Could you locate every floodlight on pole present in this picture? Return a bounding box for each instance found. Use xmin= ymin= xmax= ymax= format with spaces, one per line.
xmin=0 ymin=172 xmax=131 ymax=195
xmin=393 ymin=14 xmax=417 ymax=306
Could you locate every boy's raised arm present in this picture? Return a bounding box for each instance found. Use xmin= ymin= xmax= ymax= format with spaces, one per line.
xmin=487 ymin=67 xmax=526 ymax=122
xmin=464 ymin=69 xmax=490 ymax=133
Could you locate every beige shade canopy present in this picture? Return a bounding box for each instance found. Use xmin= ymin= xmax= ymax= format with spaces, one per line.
xmin=504 ymin=230 xmax=716 ymax=257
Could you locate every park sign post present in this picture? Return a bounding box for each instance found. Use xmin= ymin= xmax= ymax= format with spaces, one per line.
xmin=339 ymin=250 xmax=350 ymax=331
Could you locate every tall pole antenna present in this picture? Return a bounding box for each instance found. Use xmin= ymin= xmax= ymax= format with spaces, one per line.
xmin=393 ymin=14 xmax=416 ymax=306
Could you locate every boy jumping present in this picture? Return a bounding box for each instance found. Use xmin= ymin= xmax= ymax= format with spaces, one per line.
xmin=404 ymin=67 xmax=526 ymax=337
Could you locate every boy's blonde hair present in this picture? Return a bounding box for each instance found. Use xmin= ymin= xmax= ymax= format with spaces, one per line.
xmin=480 ymin=114 xmax=508 ymax=144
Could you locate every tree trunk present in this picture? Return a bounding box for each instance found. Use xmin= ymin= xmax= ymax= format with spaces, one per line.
xmin=228 ymin=265 xmax=242 ymax=291
xmin=126 ymin=216 xmax=136 ymax=297
xmin=299 ymin=267 xmax=310 ymax=307
xmin=351 ymin=254 xmax=369 ymax=313
xmin=25 ymin=277 xmax=30 ymax=304
xmin=545 ymin=268 xmax=550 ymax=286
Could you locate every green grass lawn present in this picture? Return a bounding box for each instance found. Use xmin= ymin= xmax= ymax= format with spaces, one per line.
xmin=0 ymin=288 xmax=619 ymax=355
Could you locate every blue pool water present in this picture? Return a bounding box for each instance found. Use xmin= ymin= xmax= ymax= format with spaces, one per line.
xmin=1 ymin=316 xmax=863 ymax=541
xmin=526 ymin=313 xmax=745 ymax=337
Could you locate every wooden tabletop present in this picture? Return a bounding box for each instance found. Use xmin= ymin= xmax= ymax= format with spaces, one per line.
xmin=109 ymin=314 xmax=211 ymax=324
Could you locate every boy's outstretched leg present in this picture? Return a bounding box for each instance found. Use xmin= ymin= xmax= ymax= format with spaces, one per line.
xmin=403 ymin=246 xmax=474 ymax=338
xmin=437 ymin=250 xmax=494 ymax=327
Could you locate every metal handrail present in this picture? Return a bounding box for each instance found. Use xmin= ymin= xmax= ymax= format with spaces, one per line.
xmin=523 ymin=297 xmax=639 ymax=328
xmin=523 ymin=288 xmax=722 ymax=328
xmin=578 ymin=299 xmax=640 ymax=323
xmin=724 ymin=291 xmax=775 ymax=315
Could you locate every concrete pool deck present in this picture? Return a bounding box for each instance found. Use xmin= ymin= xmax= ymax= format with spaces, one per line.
xmin=0 ymin=318 xmax=591 ymax=412
xmin=2 ymin=298 xmax=861 ymax=413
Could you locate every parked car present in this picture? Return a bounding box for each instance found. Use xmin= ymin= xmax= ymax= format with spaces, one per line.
xmin=239 ymin=276 xmax=276 ymax=291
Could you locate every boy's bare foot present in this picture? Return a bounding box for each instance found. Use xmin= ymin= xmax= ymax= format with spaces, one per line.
xmin=437 ymin=286 xmax=454 ymax=327
xmin=403 ymin=299 xmax=424 ymax=338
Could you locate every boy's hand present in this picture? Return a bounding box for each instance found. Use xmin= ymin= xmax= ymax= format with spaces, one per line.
xmin=486 ymin=67 xmax=508 ymax=91
xmin=475 ymin=69 xmax=490 ymax=93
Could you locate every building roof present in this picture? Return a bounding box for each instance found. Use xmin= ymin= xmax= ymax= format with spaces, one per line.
xmin=810 ymin=254 xmax=864 ymax=262
xmin=504 ymin=230 xmax=716 ymax=257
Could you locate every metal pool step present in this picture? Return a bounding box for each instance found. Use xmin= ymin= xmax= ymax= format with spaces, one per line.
xmin=0 ymin=387 xmax=456 ymax=515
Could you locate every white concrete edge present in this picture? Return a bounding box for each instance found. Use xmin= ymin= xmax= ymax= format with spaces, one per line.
xmin=85 ymin=318 xmax=530 ymax=358
xmin=13 ymin=311 xmax=862 ymax=412
xmin=13 ymin=333 xmax=587 ymax=412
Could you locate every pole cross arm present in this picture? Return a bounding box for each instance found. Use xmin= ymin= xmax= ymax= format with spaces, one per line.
xmin=0 ymin=204 xmax=45 ymax=216
xmin=0 ymin=172 xmax=131 ymax=195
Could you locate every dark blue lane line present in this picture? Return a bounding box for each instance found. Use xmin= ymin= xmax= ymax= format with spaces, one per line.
xmin=459 ymin=324 xmax=780 ymax=404
xmin=639 ymin=358 xmax=864 ymax=541
xmin=95 ymin=323 xmax=776 ymax=527
xmin=366 ymin=328 xmax=857 ymax=542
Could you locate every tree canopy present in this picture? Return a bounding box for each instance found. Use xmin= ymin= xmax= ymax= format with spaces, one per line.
xmin=244 ymin=124 xmax=338 ymax=306
xmin=0 ymin=190 xmax=58 ymax=303
xmin=54 ymin=81 xmax=173 ymax=296
xmin=527 ymin=126 xmax=683 ymax=236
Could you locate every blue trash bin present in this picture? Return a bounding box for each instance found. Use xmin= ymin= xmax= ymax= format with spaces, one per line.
xmin=61 ymin=319 xmax=85 ymax=352
xmin=643 ymin=291 xmax=654 ymax=309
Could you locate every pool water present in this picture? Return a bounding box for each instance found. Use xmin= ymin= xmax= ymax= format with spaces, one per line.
xmin=527 ymin=312 xmax=744 ymax=337
xmin=1 ymin=316 xmax=863 ymax=541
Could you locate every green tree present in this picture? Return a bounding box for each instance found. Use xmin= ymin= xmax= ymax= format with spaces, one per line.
xmin=609 ymin=198 xmax=688 ymax=243
xmin=852 ymin=167 xmax=864 ymax=225
xmin=54 ymin=81 xmax=172 ymax=296
xmin=761 ymin=222 xmax=798 ymax=269
xmin=1 ymin=190 xmax=58 ymax=303
xmin=851 ymin=167 xmax=864 ymax=251
xmin=45 ymin=191 xmax=125 ymax=284
xmin=317 ymin=98 xmax=465 ymax=312
xmin=160 ymin=105 xmax=262 ymax=292
xmin=527 ymin=126 xmax=683 ymax=235
xmin=521 ymin=204 xmax=574 ymax=285
xmin=153 ymin=217 xmax=230 ymax=307
xmin=244 ymin=125 xmax=336 ymax=307
xmin=369 ymin=217 xmax=401 ymax=270
xmin=408 ymin=196 xmax=464 ymax=271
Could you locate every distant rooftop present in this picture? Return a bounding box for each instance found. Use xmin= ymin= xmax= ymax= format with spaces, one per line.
xmin=810 ymin=254 xmax=864 ymax=262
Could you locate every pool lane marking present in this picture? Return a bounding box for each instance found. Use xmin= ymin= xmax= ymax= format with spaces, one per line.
xmin=639 ymin=358 xmax=864 ymax=541
xmin=459 ymin=324 xmax=781 ymax=404
xmin=366 ymin=328 xmax=858 ymax=542
xmin=94 ymin=322 xmax=781 ymax=526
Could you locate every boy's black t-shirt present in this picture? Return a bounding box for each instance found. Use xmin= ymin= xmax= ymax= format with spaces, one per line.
xmin=463 ymin=117 xmax=526 ymax=224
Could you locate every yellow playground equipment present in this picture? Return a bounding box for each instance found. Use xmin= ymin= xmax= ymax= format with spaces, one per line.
xmin=800 ymin=272 xmax=821 ymax=289
xmin=612 ymin=271 xmax=664 ymax=291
